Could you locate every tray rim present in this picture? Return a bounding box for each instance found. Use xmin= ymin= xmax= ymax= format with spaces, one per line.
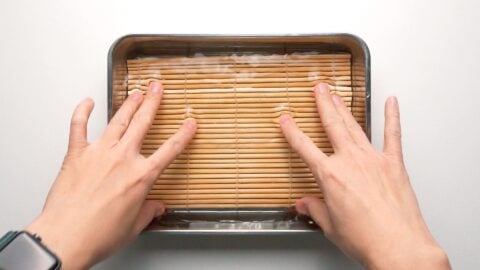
xmin=107 ymin=33 xmax=371 ymax=233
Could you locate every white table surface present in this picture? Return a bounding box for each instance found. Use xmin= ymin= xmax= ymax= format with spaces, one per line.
xmin=1 ymin=0 xmax=479 ymax=269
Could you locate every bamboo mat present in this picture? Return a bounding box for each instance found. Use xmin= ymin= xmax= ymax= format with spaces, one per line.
xmin=125 ymin=53 xmax=363 ymax=208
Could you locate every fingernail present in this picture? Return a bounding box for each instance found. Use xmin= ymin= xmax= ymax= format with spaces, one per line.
xmin=185 ymin=118 xmax=197 ymax=130
xmin=131 ymin=91 xmax=142 ymax=101
xmin=332 ymin=95 xmax=342 ymax=106
xmin=279 ymin=114 xmax=291 ymax=125
xmin=315 ymin=83 xmax=329 ymax=94
xmin=83 ymin=97 xmax=94 ymax=104
xmin=388 ymin=96 xmax=398 ymax=105
xmin=150 ymin=81 xmax=163 ymax=93
xmin=295 ymin=200 xmax=310 ymax=216
xmin=155 ymin=205 xmax=165 ymax=216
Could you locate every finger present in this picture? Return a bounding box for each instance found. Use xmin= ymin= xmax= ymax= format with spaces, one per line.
xmin=314 ymin=83 xmax=354 ymax=151
xmin=122 ymin=81 xmax=164 ymax=151
xmin=68 ymin=98 xmax=94 ymax=152
xmin=383 ymin=96 xmax=403 ymax=161
xmin=296 ymin=197 xmax=331 ymax=234
xmin=331 ymin=94 xmax=370 ymax=146
xmin=132 ymin=200 xmax=165 ymax=235
xmin=146 ymin=118 xmax=197 ymax=181
xmin=279 ymin=114 xmax=327 ymax=169
xmin=102 ymin=91 xmax=144 ymax=142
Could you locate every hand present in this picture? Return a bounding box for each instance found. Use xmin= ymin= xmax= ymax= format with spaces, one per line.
xmin=279 ymin=83 xmax=450 ymax=270
xmin=26 ymin=82 xmax=197 ymax=269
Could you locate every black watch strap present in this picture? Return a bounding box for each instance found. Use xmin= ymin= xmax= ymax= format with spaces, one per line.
xmin=0 ymin=231 xmax=61 ymax=270
xmin=0 ymin=231 xmax=19 ymax=251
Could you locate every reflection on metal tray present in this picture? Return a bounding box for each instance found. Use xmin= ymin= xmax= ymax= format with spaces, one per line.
xmin=148 ymin=208 xmax=318 ymax=233
xmin=108 ymin=34 xmax=371 ymax=233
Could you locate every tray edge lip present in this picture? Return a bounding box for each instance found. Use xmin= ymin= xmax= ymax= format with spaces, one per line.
xmin=106 ymin=33 xmax=371 ymax=233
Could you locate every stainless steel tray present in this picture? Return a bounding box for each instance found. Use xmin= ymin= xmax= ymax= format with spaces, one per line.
xmin=108 ymin=34 xmax=371 ymax=233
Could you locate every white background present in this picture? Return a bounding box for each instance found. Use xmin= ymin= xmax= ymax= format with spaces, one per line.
xmin=1 ymin=0 xmax=479 ymax=269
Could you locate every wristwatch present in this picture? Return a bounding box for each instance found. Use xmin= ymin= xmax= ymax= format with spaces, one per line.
xmin=0 ymin=231 xmax=61 ymax=270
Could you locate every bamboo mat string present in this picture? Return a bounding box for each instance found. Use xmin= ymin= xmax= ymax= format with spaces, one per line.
xmin=333 ymin=54 xmax=337 ymax=97
xmin=183 ymin=68 xmax=191 ymax=209
xmin=350 ymin=55 xmax=355 ymax=109
xmin=233 ymin=58 xmax=240 ymax=209
xmin=284 ymin=55 xmax=293 ymax=205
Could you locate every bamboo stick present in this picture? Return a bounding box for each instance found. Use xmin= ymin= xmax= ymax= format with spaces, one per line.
xmin=129 ymin=58 xmax=350 ymax=64
xmin=129 ymin=58 xmax=349 ymax=64
xmin=127 ymin=55 xmax=351 ymax=63
xmin=128 ymin=59 xmax=349 ymax=67
xmin=141 ymin=147 xmax=332 ymax=155
xmin=128 ymin=72 xmax=351 ymax=80
xmin=127 ymin=53 xmax=350 ymax=64
xmin=161 ymin=204 xmax=295 ymax=208
xmin=148 ymin=193 xmax=321 ymax=200
xmin=128 ymin=72 xmax=350 ymax=80
xmin=144 ymin=122 xmax=330 ymax=129
xmin=128 ymin=83 xmax=352 ymax=91
xmin=127 ymin=76 xmax=352 ymax=86
xmin=157 ymin=173 xmax=315 ymax=179
xmin=153 ymin=103 xmax=363 ymax=111
xmin=161 ymin=158 xmax=308 ymax=164
xmin=127 ymin=68 xmax=352 ymax=77
xmin=162 ymin=167 xmax=311 ymax=175
xmin=145 ymin=132 xmax=324 ymax=140
xmin=154 ymin=96 xmax=349 ymax=105
xmin=145 ymin=91 xmax=329 ymax=99
xmin=142 ymin=144 xmax=332 ymax=151
xmin=151 ymin=100 xmax=356 ymax=109
xmin=164 ymin=159 xmax=310 ymax=166
xmin=144 ymin=132 xmax=328 ymax=140
xmin=152 ymin=105 xmax=362 ymax=114
xmin=147 ymin=126 xmax=323 ymax=134
xmin=151 ymin=107 xmax=322 ymax=116
xmin=128 ymin=60 xmax=350 ymax=68
xmin=149 ymin=115 xmax=320 ymax=122
xmin=127 ymin=73 xmax=351 ymax=83
xmin=144 ymin=198 xmax=316 ymax=204
xmin=147 ymin=148 xmax=292 ymax=154
xmin=151 ymin=188 xmax=320 ymax=193
xmin=164 ymin=162 xmax=308 ymax=169
xmin=154 ymin=178 xmax=317 ymax=184
xmin=152 ymin=183 xmax=319 ymax=190
xmin=142 ymin=137 xmax=331 ymax=145
xmin=145 ymin=92 xmax=353 ymax=102
xmin=127 ymin=64 xmax=351 ymax=72
xmin=150 ymin=112 xmax=323 ymax=121
xmin=145 ymin=120 xmax=361 ymax=134
xmin=167 ymin=156 xmax=306 ymax=162
xmin=150 ymin=117 xmax=321 ymax=125
xmin=149 ymin=114 xmax=365 ymax=123
xmin=147 ymin=86 xmax=361 ymax=93
xmin=159 ymin=155 xmax=306 ymax=162
xmin=128 ymin=58 xmax=349 ymax=66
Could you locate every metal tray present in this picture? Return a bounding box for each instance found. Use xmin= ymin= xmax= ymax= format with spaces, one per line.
xmin=108 ymin=34 xmax=371 ymax=233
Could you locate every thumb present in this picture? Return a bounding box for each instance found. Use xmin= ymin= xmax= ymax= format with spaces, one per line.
xmin=133 ymin=200 xmax=165 ymax=235
xmin=296 ymin=197 xmax=332 ymax=234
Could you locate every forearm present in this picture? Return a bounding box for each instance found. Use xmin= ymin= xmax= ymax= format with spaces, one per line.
xmin=365 ymin=243 xmax=450 ymax=270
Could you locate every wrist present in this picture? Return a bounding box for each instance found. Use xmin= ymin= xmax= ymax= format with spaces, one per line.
xmin=26 ymin=215 xmax=92 ymax=270
xmin=365 ymin=242 xmax=450 ymax=270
